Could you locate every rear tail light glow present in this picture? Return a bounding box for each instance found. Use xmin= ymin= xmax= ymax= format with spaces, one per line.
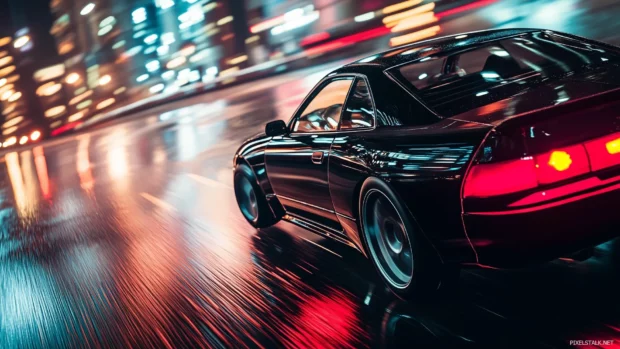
xmin=606 ymin=138 xmax=620 ymax=154
xmin=464 ymin=132 xmax=620 ymax=198
xmin=463 ymin=158 xmax=537 ymax=198
xmin=547 ymin=151 xmax=572 ymax=171
xmin=535 ymin=145 xmax=589 ymax=185
xmin=585 ymin=134 xmax=620 ymax=171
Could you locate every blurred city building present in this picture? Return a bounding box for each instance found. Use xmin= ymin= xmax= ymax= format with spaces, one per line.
xmin=46 ymin=0 xmax=255 ymax=135
xmin=0 ymin=0 xmax=57 ymax=147
xmin=0 ymin=0 xmax=490 ymax=143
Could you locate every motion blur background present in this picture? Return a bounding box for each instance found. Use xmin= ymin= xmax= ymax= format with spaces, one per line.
xmin=2 ymin=1 xmax=620 ymax=348
xmin=0 ymin=0 xmax=614 ymax=145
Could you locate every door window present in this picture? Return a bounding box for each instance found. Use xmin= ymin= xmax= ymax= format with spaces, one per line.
xmin=292 ymin=78 xmax=354 ymax=133
xmin=341 ymin=78 xmax=375 ymax=129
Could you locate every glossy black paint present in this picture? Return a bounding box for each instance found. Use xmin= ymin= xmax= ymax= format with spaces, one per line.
xmin=234 ymin=28 xmax=620 ymax=267
xmin=266 ymin=133 xmax=340 ymax=230
xmin=328 ymin=122 xmax=489 ymax=263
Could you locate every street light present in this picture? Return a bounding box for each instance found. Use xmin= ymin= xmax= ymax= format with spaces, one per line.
xmin=136 ymin=74 xmax=149 ymax=82
xmin=132 ymin=8 xmax=147 ymax=24
xmin=80 ymin=3 xmax=96 ymax=15
xmin=30 ymin=130 xmax=41 ymax=141
xmin=13 ymin=36 xmax=30 ymax=49
xmin=66 ymin=72 xmax=80 ymax=84
xmin=99 ymin=75 xmax=112 ymax=86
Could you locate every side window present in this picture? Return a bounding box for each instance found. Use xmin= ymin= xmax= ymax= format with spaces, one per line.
xmin=341 ymin=78 xmax=375 ymax=129
xmin=292 ymin=78 xmax=354 ymax=133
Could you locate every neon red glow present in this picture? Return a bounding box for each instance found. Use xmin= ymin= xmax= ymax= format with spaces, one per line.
xmin=509 ymin=175 xmax=619 ymax=207
xmin=535 ymin=145 xmax=589 ymax=184
xmin=304 ymin=27 xmax=390 ymax=56
xmin=51 ymin=121 xmax=82 ymax=136
xmin=464 ymin=133 xmax=620 ymax=198
xmin=463 ymin=158 xmax=537 ymax=198
xmin=302 ymin=0 xmax=496 ymax=53
xmin=286 ymin=290 xmax=364 ymax=348
xmin=300 ymin=32 xmax=331 ymax=47
xmin=473 ymin=181 xmax=620 ymax=215
xmin=435 ymin=0 xmax=498 ymax=19
xmin=585 ymin=133 xmax=620 ymax=171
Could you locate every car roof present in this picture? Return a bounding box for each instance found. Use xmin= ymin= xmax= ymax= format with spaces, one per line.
xmin=332 ymin=28 xmax=544 ymax=75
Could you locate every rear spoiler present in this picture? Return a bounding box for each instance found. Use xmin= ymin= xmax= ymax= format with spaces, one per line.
xmin=499 ymin=85 xmax=620 ymax=131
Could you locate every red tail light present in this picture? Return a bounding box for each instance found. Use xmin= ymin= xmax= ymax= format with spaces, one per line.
xmin=464 ymin=132 xmax=620 ymax=199
xmin=535 ymin=145 xmax=589 ymax=184
xmin=584 ymin=133 xmax=620 ymax=171
xmin=463 ymin=158 xmax=537 ymax=198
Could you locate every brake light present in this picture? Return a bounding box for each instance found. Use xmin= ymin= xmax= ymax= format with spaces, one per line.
xmin=547 ymin=151 xmax=572 ymax=171
xmin=585 ymin=133 xmax=620 ymax=171
xmin=535 ymin=145 xmax=589 ymax=184
xmin=464 ymin=132 xmax=620 ymax=199
xmin=606 ymin=138 xmax=620 ymax=154
xmin=463 ymin=158 xmax=537 ymax=198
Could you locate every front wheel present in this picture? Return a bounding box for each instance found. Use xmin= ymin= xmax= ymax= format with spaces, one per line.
xmin=359 ymin=177 xmax=459 ymax=298
xmin=234 ymin=163 xmax=280 ymax=228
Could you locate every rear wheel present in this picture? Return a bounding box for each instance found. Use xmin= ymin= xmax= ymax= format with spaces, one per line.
xmin=234 ymin=163 xmax=280 ymax=228
xmin=359 ymin=177 xmax=459 ymax=298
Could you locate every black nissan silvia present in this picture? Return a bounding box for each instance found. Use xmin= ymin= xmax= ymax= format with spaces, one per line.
xmin=233 ymin=29 xmax=620 ymax=298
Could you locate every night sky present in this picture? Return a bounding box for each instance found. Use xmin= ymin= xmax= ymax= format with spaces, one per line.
xmin=0 ymin=0 xmax=10 ymax=35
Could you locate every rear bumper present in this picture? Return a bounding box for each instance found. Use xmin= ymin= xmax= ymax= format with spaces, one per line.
xmin=463 ymin=180 xmax=620 ymax=267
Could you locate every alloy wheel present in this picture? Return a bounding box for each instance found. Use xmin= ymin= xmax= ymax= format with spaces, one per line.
xmin=363 ymin=189 xmax=414 ymax=289
xmin=236 ymin=175 xmax=258 ymax=222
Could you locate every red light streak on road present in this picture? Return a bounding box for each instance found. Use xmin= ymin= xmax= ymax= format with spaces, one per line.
xmin=606 ymin=324 xmax=620 ymax=333
xmin=77 ymin=136 xmax=94 ymax=192
xmin=33 ymin=146 xmax=51 ymax=199
xmin=282 ymin=288 xmax=366 ymax=349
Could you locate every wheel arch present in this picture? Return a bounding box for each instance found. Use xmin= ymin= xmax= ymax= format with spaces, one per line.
xmin=355 ymin=176 xmax=444 ymax=264
xmin=235 ymin=154 xmax=285 ymax=220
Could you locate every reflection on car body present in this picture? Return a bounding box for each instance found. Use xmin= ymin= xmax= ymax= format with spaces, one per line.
xmin=233 ymin=28 xmax=620 ymax=298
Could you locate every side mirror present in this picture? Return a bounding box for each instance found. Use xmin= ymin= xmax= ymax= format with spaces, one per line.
xmin=265 ymin=120 xmax=288 ymax=137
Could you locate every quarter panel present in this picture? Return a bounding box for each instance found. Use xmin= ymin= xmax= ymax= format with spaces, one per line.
xmin=329 ymin=120 xmax=490 ymax=263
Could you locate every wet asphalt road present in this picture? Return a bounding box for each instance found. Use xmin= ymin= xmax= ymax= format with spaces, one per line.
xmin=3 ymin=1 xmax=620 ymax=348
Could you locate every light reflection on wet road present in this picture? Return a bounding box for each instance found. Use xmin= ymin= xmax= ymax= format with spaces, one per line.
xmin=2 ymin=1 xmax=620 ymax=347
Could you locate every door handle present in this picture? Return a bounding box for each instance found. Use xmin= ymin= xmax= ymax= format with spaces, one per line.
xmin=311 ymin=151 xmax=324 ymax=164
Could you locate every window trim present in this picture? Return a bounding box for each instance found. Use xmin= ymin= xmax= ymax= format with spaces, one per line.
xmin=338 ymin=76 xmax=377 ymax=131
xmin=287 ymin=73 xmax=377 ymax=135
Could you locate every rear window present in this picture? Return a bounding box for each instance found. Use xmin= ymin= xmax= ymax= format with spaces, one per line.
xmin=391 ymin=32 xmax=620 ymax=117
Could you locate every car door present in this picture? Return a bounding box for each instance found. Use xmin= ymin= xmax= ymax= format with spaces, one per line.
xmin=265 ymin=77 xmax=355 ymax=230
xmin=328 ymin=77 xmax=378 ymax=245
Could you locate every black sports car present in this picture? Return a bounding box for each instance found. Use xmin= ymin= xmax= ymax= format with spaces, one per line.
xmin=233 ymin=29 xmax=620 ymax=297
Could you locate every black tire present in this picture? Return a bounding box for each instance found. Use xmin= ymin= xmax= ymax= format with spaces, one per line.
xmin=359 ymin=177 xmax=459 ymax=299
xmin=234 ymin=163 xmax=280 ymax=228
